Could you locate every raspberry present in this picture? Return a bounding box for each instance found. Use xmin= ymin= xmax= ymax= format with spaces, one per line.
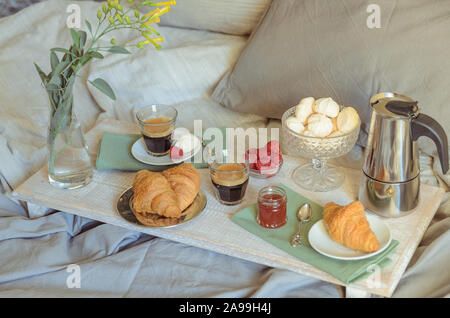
xmin=245 ymin=148 xmax=258 ymax=163
xmin=266 ymin=140 xmax=280 ymax=155
xmin=169 ymin=146 xmax=184 ymax=159
xmin=257 ymin=146 xmax=272 ymax=165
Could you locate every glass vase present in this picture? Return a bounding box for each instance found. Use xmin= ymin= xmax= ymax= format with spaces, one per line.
xmin=47 ymin=96 xmax=93 ymax=189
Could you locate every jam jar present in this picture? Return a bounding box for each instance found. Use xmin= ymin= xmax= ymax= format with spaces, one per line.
xmin=257 ymin=186 xmax=287 ymax=229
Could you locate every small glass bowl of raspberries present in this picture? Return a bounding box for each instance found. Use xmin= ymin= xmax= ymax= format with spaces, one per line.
xmin=246 ymin=140 xmax=283 ymax=179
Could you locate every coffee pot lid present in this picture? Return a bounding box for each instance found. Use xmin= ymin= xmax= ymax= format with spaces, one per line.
xmin=370 ymin=93 xmax=419 ymax=119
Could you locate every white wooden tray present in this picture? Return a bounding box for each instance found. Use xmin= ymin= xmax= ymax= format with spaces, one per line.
xmin=12 ymin=119 xmax=445 ymax=297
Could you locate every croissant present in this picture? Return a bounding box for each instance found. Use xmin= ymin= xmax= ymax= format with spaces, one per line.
xmin=132 ymin=170 xmax=181 ymax=218
xmin=323 ymin=201 xmax=380 ymax=253
xmin=132 ymin=163 xmax=201 ymax=220
xmin=162 ymin=163 xmax=201 ymax=211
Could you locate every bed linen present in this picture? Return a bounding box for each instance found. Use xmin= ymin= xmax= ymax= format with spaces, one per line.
xmin=156 ymin=0 xmax=272 ymax=35
xmin=0 ymin=0 xmax=448 ymax=297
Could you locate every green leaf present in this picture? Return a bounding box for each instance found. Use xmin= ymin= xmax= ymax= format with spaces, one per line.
xmin=70 ymin=28 xmax=80 ymax=49
xmin=34 ymin=62 xmax=48 ymax=84
xmin=52 ymin=60 xmax=71 ymax=75
xmin=85 ymin=19 xmax=92 ymax=34
xmin=79 ymin=31 xmax=87 ymax=49
xmin=70 ymin=45 xmax=78 ymax=56
xmin=89 ymin=51 xmax=104 ymax=59
xmin=49 ymin=94 xmax=73 ymax=141
xmin=50 ymin=52 xmax=59 ymax=70
xmin=46 ymin=84 xmax=61 ymax=92
xmin=51 ymin=47 xmax=73 ymax=55
xmin=79 ymin=55 xmax=93 ymax=67
xmin=62 ymin=76 xmax=76 ymax=101
xmin=48 ymin=75 xmax=62 ymax=88
xmin=108 ymin=46 xmax=131 ymax=54
xmin=88 ymin=78 xmax=116 ymax=100
xmin=48 ymin=60 xmax=71 ymax=86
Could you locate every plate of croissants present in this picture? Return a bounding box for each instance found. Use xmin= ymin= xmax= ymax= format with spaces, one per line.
xmin=116 ymin=163 xmax=206 ymax=228
xmin=308 ymin=201 xmax=392 ymax=260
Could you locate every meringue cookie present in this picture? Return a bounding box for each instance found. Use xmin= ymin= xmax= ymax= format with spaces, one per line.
xmin=286 ymin=116 xmax=305 ymax=134
xmin=295 ymin=97 xmax=315 ymax=124
xmin=328 ymin=130 xmax=343 ymax=137
xmin=337 ymin=107 xmax=360 ymax=133
xmin=174 ymin=134 xmax=196 ymax=153
xmin=302 ymin=129 xmax=316 ymax=137
xmin=307 ymin=114 xmax=333 ymax=137
xmin=331 ymin=117 xmax=338 ymax=131
xmin=314 ymin=97 xmax=340 ymax=118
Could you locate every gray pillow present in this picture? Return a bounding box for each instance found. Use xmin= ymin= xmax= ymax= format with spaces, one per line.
xmin=155 ymin=0 xmax=272 ymax=35
xmin=212 ymin=0 xmax=450 ymax=145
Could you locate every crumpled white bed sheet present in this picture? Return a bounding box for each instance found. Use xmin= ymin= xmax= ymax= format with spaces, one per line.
xmin=0 ymin=0 xmax=448 ymax=297
xmin=0 ymin=191 xmax=340 ymax=298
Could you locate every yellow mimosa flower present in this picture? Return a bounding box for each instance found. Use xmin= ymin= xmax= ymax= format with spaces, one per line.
xmin=142 ymin=33 xmax=163 ymax=48
xmin=142 ymin=26 xmax=160 ymax=35
xmin=143 ymin=8 xmax=160 ymax=19
xmin=143 ymin=17 xmax=160 ymax=26
xmin=153 ymin=5 xmax=171 ymax=18
xmin=142 ymin=32 xmax=152 ymax=41
xmin=151 ymin=1 xmax=176 ymax=6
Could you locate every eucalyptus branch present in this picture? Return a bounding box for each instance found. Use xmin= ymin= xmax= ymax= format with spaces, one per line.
xmin=35 ymin=0 xmax=177 ymax=177
xmin=35 ymin=0 xmax=176 ymax=104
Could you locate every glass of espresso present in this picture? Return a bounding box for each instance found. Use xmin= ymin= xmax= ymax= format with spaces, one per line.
xmin=136 ymin=105 xmax=177 ymax=157
xmin=210 ymin=153 xmax=249 ymax=205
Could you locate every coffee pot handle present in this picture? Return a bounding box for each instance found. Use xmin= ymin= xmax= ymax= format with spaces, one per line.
xmin=412 ymin=113 xmax=449 ymax=174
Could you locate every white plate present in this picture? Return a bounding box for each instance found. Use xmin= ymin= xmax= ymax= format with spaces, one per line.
xmin=308 ymin=214 xmax=392 ymax=260
xmin=131 ymin=129 xmax=202 ymax=166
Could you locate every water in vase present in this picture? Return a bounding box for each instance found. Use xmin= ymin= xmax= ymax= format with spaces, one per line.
xmin=48 ymin=118 xmax=93 ymax=189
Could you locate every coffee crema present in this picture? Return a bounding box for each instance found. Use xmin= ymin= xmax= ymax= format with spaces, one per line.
xmin=211 ymin=163 xmax=248 ymax=205
xmin=143 ymin=117 xmax=174 ymax=136
xmin=142 ymin=117 xmax=174 ymax=156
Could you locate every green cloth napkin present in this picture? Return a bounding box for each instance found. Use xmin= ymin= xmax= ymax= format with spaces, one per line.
xmin=96 ymin=128 xmax=226 ymax=171
xmin=231 ymin=184 xmax=399 ymax=284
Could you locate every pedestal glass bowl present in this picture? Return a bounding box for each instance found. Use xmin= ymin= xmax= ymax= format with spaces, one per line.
xmin=281 ymin=106 xmax=360 ymax=192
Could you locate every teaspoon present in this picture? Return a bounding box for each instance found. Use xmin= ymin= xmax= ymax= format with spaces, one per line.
xmin=290 ymin=203 xmax=312 ymax=247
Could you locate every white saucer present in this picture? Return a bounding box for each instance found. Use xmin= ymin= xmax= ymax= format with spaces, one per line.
xmin=131 ymin=129 xmax=202 ymax=166
xmin=308 ymin=213 xmax=392 ymax=260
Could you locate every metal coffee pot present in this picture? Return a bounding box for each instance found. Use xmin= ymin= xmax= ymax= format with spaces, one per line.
xmin=359 ymin=93 xmax=448 ymax=217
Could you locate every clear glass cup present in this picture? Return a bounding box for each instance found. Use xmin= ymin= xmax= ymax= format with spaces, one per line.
xmin=209 ymin=149 xmax=250 ymax=205
xmin=136 ymin=104 xmax=177 ymax=157
xmin=281 ymin=106 xmax=360 ymax=192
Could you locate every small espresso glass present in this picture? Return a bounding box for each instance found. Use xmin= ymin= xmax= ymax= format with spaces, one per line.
xmin=257 ymin=186 xmax=287 ymax=229
xmin=136 ymin=105 xmax=178 ymax=156
xmin=209 ymin=150 xmax=249 ymax=205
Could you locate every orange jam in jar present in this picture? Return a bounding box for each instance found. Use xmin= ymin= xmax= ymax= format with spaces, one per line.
xmin=257 ymin=186 xmax=287 ymax=229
